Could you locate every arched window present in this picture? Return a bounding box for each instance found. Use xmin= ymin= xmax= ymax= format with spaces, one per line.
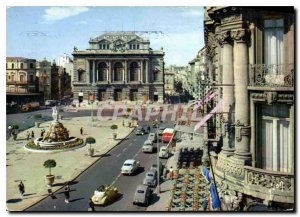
xmin=129 ymin=62 xmax=139 ymax=81
xmin=30 ymin=63 xmax=34 ymax=69
xmin=113 ymin=62 xmax=124 ymax=81
xmin=12 ymin=63 xmax=14 ymax=69
xmin=20 ymin=63 xmax=23 ymax=69
xmin=98 ymin=62 xmax=108 ymax=81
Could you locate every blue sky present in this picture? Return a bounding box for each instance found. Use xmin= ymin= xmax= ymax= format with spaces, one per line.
xmin=6 ymin=6 xmax=204 ymax=66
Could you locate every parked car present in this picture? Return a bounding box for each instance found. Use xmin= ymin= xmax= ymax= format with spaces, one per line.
xmin=135 ymin=126 xmax=146 ymax=135
xmin=133 ymin=185 xmax=152 ymax=206
xmin=121 ymin=159 xmax=140 ymax=175
xmin=159 ymin=146 xmax=169 ymax=159
xmin=158 ymin=127 xmax=165 ymax=136
xmin=21 ymin=102 xmax=40 ymax=112
xmin=150 ymin=162 xmax=163 ymax=175
xmin=142 ymin=140 xmax=154 ymax=153
xmin=143 ymin=169 xmax=157 ymax=187
xmin=147 ymin=133 xmax=157 ymax=143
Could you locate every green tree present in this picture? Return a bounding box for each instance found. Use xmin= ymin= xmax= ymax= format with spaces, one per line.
xmin=43 ymin=159 xmax=57 ymax=176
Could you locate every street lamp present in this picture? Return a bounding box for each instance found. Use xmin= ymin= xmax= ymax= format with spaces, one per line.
xmin=90 ymin=83 xmax=97 ymax=123
xmin=156 ymin=117 xmax=161 ymax=194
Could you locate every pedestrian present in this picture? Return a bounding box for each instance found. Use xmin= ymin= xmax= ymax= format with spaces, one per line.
xmin=88 ymin=198 xmax=95 ymax=211
xmin=18 ymin=181 xmax=25 ymax=198
xmin=169 ymin=166 xmax=174 ymax=180
xmin=40 ymin=130 xmax=44 ymax=137
xmin=64 ymin=184 xmax=70 ymax=203
xmin=31 ymin=131 xmax=34 ymax=139
xmin=122 ymin=120 xmax=124 ymax=127
xmin=80 ymin=127 xmax=83 ymax=135
xmin=26 ymin=131 xmax=30 ymax=141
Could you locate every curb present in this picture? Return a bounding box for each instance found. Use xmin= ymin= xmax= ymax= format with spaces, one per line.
xmin=22 ymin=126 xmax=136 ymax=211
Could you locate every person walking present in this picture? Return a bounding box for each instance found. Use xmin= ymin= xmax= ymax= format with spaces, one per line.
xmin=18 ymin=181 xmax=25 ymax=198
xmin=80 ymin=127 xmax=83 ymax=135
xmin=64 ymin=184 xmax=70 ymax=203
xmin=26 ymin=131 xmax=30 ymax=141
xmin=88 ymin=198 xmax=95 ymax=211
xmin=31 ymin=131 xmax=34 ymax=139
xmin=169 ymin=166 xmax=174 ymax=180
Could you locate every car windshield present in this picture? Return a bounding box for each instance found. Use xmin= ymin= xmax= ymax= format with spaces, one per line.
xmin=152 ymin=164 xmax=157 ymax=168
xmin=124 ymin=163 xmax=132 ymax=166
xmin=161 ymin=148 xmax=166 ymax=151
xmin=137 ymin=190 xmax=145 ymax=194
xmin=147 ymin=173 xmax=154 ymax=177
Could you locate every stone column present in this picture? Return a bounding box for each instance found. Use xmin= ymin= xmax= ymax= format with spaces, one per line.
xmin=86 ymin=59 xmax=90 ymax=83
xmin=109 ymin=60 xmax=112 ymax=83
xmin=231 ymin=29 xmax=251 ymax=162
xmin=138 ymin=62 xmax=141 ymax=82
xmin=145 ymin=59 xmax=149 ymax=83
xmin=92 ymin=60 xmax=95 ymax=83
xmin=106 ymin=62 xmax=109 ymax=82
xmin=95 ymin=60 xmax=98 ymax=82
xmin=124 ymin=60 xmax=128 ymax=83
xmin=140 ymin=60 xmax=144 ymax=83
xmin=218 ymin=31 xmax=235 ymax=156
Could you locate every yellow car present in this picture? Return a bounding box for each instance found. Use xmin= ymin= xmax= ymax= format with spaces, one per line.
xmin=91 ymin=185 xmax=119 ymax=206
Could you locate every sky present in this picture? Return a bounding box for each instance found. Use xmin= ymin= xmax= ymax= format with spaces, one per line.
xmin=6 ymin=6 xmax=204 ymax=66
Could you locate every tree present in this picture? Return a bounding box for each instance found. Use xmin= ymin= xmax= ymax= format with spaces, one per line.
xmin=174 ymin=80 xmax=184 ymax=94
xmin=86 ymin=137 xmax=96 ymax=149
xmin=43 ymin=159 xmax=57 ymax=176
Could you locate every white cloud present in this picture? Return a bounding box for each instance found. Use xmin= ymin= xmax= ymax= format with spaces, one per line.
xmin=76 ymin=20 xmax=88 ymax=25
xmin=43 ymin=7 xmax=89 ymax=22
xmin=181 ymin=9 xmax=203 ymax=17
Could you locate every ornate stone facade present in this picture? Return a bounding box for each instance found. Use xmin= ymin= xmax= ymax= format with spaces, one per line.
xmin=205 ymin=7 xmax=295 ymax=210
xmin=72 ymin=32 xmax=164 ymax=102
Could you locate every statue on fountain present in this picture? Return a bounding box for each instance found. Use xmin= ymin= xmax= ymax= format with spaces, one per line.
xmin=41 ymin=106 xmax=70 ymax=142
xmin=52 ymin=106 xmax=59 ymax=122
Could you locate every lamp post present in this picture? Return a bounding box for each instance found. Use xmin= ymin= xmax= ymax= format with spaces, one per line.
xmin=199 ymin=73 xmax=210 ymax=166
xmin=156 ymin=118 xmax=161 ymax=194
xmin=90 ymin=83 xmax=97 ymax=123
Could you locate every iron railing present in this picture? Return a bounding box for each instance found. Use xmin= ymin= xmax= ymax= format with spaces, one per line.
xmin=249 ymin=64 xmax=294 ymax=88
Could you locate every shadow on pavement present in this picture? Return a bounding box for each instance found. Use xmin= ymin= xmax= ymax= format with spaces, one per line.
xmin=93 ymin=153 xmax=111 ymax=158
xmin=7 ymin=198 xmax=22 ymax=203
xmin=149 ymin=193 xmax=160 ymax=206
xmin=135 ymin=167 xmax=145 ymax=175
xmin=69 ymin=197 xmax=84 ymax=203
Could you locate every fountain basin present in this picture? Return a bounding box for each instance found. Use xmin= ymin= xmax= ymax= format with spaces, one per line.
xmin=25 ymin=137 xmax=84 ymax=153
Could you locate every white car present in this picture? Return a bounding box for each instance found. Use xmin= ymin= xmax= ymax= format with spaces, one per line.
xmin=159 ymin=146 xmax=169 ymax=158
xmin=142 ymin=140 xmax=154 ymax=153
xmin=121 ymin=159 xmax=140 ymax=175
xmin=147 ymin=133 xmax=157 ymax=143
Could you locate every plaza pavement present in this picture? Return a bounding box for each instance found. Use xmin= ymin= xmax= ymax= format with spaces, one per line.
xmin=6 ymin=116 xmax=135 ymax=211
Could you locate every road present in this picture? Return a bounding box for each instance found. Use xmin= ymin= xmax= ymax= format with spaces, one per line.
xmin=25 ymin=121 xmax=173 ymax=212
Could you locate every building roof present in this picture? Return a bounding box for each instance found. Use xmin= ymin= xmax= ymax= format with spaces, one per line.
xmin=6 ymin=57 xmax=36 ymax=61
xmin=89 ymin=31 xmax=149 ymax=43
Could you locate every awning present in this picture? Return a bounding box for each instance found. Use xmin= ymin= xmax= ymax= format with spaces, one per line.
xmin=193 ymin=99 xmax=223 ymax=132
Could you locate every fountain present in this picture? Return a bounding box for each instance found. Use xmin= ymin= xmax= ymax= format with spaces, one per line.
xmin=25 ymin=106 xmax=84 ymax=152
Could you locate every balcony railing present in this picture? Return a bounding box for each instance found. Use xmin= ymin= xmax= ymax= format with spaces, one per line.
xmin=249 ymin=64 xmax=294 ymax=88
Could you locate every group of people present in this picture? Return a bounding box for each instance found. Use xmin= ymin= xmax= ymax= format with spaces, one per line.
xmin=26 ymin=131 xmax=35 ymax=140
xmin=18 ymin=181 xmax=96 ymax=211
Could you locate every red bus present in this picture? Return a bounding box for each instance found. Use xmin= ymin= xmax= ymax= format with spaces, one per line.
xmin=162 ymin=128 xmax=175 ymax=143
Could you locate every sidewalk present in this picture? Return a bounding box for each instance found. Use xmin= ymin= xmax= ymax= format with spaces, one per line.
xmin=6 ymin=116 xmax=134 ymax=211
xmin=147 ymin=134 xmax=205 ymax=211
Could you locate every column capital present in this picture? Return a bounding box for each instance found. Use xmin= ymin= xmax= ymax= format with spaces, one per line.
xmin=216 ymin=30 xmax=232 ymax=45
xmin=230 ymin=29 xmax=249 ymax=43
